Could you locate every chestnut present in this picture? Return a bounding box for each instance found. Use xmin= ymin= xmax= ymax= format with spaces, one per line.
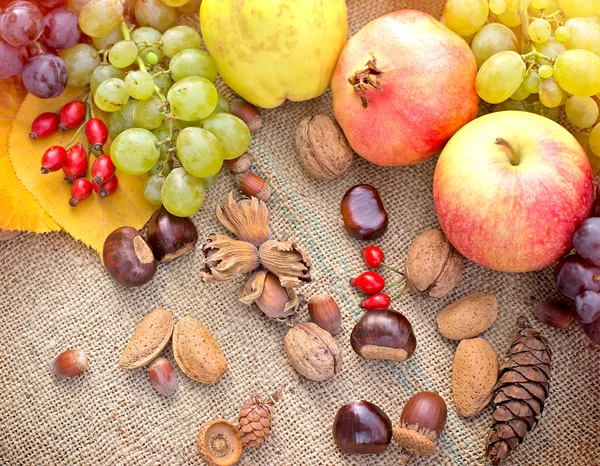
xmin=103 ymin=226 xmax=157 ymax=287
xmin=351 ymin=309 xmax=416 ymax=363
xmin=146 ymin=207 xmax=198 ymax=262
xmin=333 ymin=400 xmax=392 ymax=454
xmin=340 ymin=184 xmax=388 ymax=240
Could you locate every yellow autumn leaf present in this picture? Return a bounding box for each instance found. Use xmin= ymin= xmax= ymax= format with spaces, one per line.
xmin=0 ymin=77 xmax=59 ymax=233
xmin=9 ymin=87 xmax=158 ymax=254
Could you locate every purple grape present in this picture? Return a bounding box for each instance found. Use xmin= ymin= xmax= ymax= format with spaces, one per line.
xmin=22 ymin=54 xmax=67 ymax=98
xmin=26 ymin=38 xmax=55 ymax=58
xmin=573 ymin=217 xmax=600 ymax=267
xmin=32 ymin=0 xmax=68 ymax=10
xmin=0 ymin=39 xmax=26 ymax=78
xmin=41 ymin=7 xmax=79 ymax=50
xmin=0 ymin=1 xmax=44 ymax=47
xmin=574 ymin=290 xmax=600 ymax=324
xmin=581 ymin=319 xmax=600 ymax=345
xmin=554 ymin=254 xmax=600 ymax=300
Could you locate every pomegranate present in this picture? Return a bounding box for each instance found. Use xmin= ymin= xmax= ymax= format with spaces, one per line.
xmin=331 ymin=10 xmax=479 ymax=166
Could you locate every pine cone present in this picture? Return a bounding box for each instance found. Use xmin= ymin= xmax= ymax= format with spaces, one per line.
xmin=237 ymin=396 xmax=273 ymax=448
xmin=486 ymin=317 xmax=552 ymax=465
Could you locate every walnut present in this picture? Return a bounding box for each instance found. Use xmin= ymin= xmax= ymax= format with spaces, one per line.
xmin=284 ymin=322 xmax=342 ymax=381
xmin=404 ymin=229 xmax=463 ymax=298
xmin=295 ymin=115 xmax=353 ymax=180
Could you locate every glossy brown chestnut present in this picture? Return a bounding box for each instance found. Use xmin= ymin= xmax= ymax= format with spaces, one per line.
xmin=103 ymin=226 xmax=157 ymax=287
xmin=333 ymin=400 xmax=392 ymax=454
xmin=146 ymin=207 xmax=198 ymax=262
xmin=308 ymin=294 xmax=342 ymax=335
xmin=534 ymin=301 xmax=573 ymax=329
xmin=340 ymin=184 xmax=388 ymax=240
xmin=351 ymin=309 xmax=416 ymax=363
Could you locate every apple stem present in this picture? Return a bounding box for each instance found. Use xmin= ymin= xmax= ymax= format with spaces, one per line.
xmin=495 ymin=137 xmax=520 ymax=166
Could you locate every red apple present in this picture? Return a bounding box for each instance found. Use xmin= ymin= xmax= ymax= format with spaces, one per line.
xmin=434 ymin=111 xmax=594 ymax=273
xmin=331 ymin=9 xmax=479 ymax=166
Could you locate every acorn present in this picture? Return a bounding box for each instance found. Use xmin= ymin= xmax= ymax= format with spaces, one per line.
xmin=308 ymin=294 xmax=342 ymax=335
xmin=51 ymin=349 xmax=89 ymax=377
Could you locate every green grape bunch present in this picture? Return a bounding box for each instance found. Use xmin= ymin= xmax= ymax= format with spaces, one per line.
xmin=442 ymin=0 xmax=600 ymax=166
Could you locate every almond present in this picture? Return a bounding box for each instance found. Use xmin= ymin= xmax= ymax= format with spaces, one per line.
xmin=172 ymin=316 xmax=227 ymax=384
xmin=436 ymin=293 xmax=498 ymax=340
xmin=452 ymin=338 xmax=499 ymax=417
xmin=119 ymin=308 xmax=173 ymax=370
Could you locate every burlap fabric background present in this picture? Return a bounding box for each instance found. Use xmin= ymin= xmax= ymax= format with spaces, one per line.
xmin=1 ymin=0 xmax=599 ymax=464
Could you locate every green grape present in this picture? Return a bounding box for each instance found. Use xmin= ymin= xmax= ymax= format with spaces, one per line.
xmin=530 ymin=0 xmax=548 ymax=8
xmin=94 ymin=78 xmax=129 ymax=112
xmin=475 ymin=51 xmax=526 ymax=104
xmin=68 ymin=0 xmax=91 ymax=14
xmin=146 ymin=52 xmax=159 ymax=65
xmin=493 ymin=99 xmax=526 ymax=112
xmin=471 ymin=23 xmax=519 ymax=68
xmin=497 ymin=8 xmax=521 ymax=28
xmin=536 ymin=37 xmax=566 ymax=59
xmin=154 ymin=73 xmax=173 ymax=94
xmin=161 ymin=167 xmax=204 ymax=217
xmin=92 ymin=25 xmax=123 ymax=50
xmin=511 ymin=81 xmax=530 ymax=101
xmin=110 ymin=128 xmax=160 ymax=175
xmin=565 ymin=96 xmax=599 ymax=129
xmin=169 ymin=49 xmax=218 ymax=82
xmin=108 ymin=99 xmax=137 ymax=139
xmin=91 ymin=65 xmax=125 ymax=95
xmin=554 ymin=50 xmax=600 ymax=96
xmin=530 ymin=101 xmax=560 ymax=121
xmin=167 ymin=77 xmax=218 ymax=121
xmin=539 ymin=78 xmax=563 ymax=108
xmin=523 ymin=71 xmax=541 ymax=94
xmin=589 ymin=123 xmax=600 ymax=157
xmin=528 ymin=19 xmax=551 ymax=43
xmin=555 ymin=26 xmax=571 ymax=43
xmin=149 ymin=155 xmax=171 ymax=176
xmin=61 ymin=44 xmax=100 ymax=87
xmin=161 ymin=26 xmax=201 ymax=58
xmin=176 ymin=127 xmax=224 ymax=178
xmin=564 ymin=18 xmax=600 ymax=56
xmin=131 ymin=27 xmax=164 ymax=62
xmin=144 ymin=175 xmax=165 ymax=205
xmin=200 ymin=172 xmax=219 ymax=189
xmin=489 ymin=0 xmax=506 ymax=14
xmin=211 ymin=94 xmax=231 ymax=115
xmin=79 ymin=0 xmax=123 ymax=37
xmin=442 ymin=0 xmax=489 ymax=36
xmin=544 ymin=0 xmax=560 ymax=13
xmin=538 ymin=64 xmax=553 ymax=79
xmin=135 ymin=0 xmax=177 ymax=33
xmin=574 ymin=132 xmax=600 ymax=173
xmin=202 ymin=113 xmax=251 ymax=160
xmin=558 ymin=0 xmax=600 ymax=18
xmin=109 ymin=40 xmax=139 ymax=69
xmin=153 ymin=122 xmax=178 ymax=150
xmin=134 ymin=96 xmax=165 ymax=130
xmin=124 ymin=70 xmax=155 ymax=100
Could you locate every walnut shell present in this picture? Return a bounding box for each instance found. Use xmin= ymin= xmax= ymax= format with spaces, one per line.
xmin=295 ymin=115 xmax=352 ymax=180
xmin=283 ymin=322 xmax=342 ymax=381
xmin=404 ymin=229 xmax=463 ymax=298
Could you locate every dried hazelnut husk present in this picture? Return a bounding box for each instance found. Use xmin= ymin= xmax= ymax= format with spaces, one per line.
xmin=240 ymin=270 xmax=300 ymax=320
xmin=146 ymin=207 xmax=198 ymax=262
xmin=404 ymin=229 xmax=463 ymax=298
xmin=216 ymin=192 xmax=270 ymax=246
xmin=284 ymin=322 xmax=342 ymax=381
xmin=224 ymin=152 xmax=252 ymax=174
xmin=393 ymin=392 xmax=447 ymax=464
xmin=103 ymin=226 xmax=157 ymax=287
xmin=201 ymin=234 xmax=259 ymax=282
xmin=308 ymin=294 xmax=342 ymax=335
xmin=534 ymin=301 xmax=573 ymax=329
xmin=296 ymin=115 xmax=353 ymax=180
xmin=259 ymin=240 xmax=311 ymax=288
xmin=197 ymin=419 xmax=243 ymax=466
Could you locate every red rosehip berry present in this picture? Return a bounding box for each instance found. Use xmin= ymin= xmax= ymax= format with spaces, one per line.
xmin=63 ymin=143 xmax=88 ymax=183
xmin=351 ymin=271 xmax=385 ymax=295
xmin=93 ymin=174 xmax=118 ymax=198
xmin=69 ymin=178 xmax=93 ymax=207
xmin=58 ymin=100 xmax=86 ymax=131
xmin=40 ymin=145 xmax=67 ymax=174
xmin=363 ymin=245 xmax=385 ymax=268
xmin=362 ymin=293 xmax=391 ymax=310
xmin=85 ymin=118 xmax=108 ymax=151
xmin=30 ymin=112 xmax=59 ymax=140
xmin=91 ymin=154 xmax=115 ymax=185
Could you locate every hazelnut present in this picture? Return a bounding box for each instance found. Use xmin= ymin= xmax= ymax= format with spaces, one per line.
xmin=51 ymin=349 xmax=88 ymax=377
xmin=308 ymin=294 xmax=342 ymax=335
xmin=296 ymin=115 xmax=353 ymax=180
xmin=534 ymin=301 xmax=573 ymax=329
xmin=197 ymin=419 xmax=243 ymax=466
xmin=404 ymin=229 xmax=463 ymax=298
xmin=284 ymin=322 xmax=342 ymax=381
xmin=146 ymin=207 xmax=198 ymax=262
xmin=236 ymin=173 xmax=271 ymax=202
xmin=148 ymin=357 xmax=178 ymax=396
xmin=224 ymin=152 xmax=252 ymax=174
xmin=230 ymin=98 xmax=262 ymax=133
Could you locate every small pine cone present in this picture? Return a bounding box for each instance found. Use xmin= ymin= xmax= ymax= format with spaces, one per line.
xmin=486 ymin=317 xmax=552 ymax=465
xmin=237 ymin=396 xmax=273 ymax=448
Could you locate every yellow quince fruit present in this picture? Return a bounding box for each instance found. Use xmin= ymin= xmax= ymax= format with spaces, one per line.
xmin=200 ymin=0 xmax=348 ymax=109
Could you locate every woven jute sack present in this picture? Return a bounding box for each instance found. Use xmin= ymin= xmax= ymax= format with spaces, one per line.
xmin=0 ymin=0 xmax=599 ymax=465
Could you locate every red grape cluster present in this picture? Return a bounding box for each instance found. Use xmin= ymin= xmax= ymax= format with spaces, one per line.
xmin=0 ymin=0 xmax=80 ymax=97
xmin=555 ymin=198 xmax=600 ymax=345
xmin=36 ymin=97 xmax=116 ymax=207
